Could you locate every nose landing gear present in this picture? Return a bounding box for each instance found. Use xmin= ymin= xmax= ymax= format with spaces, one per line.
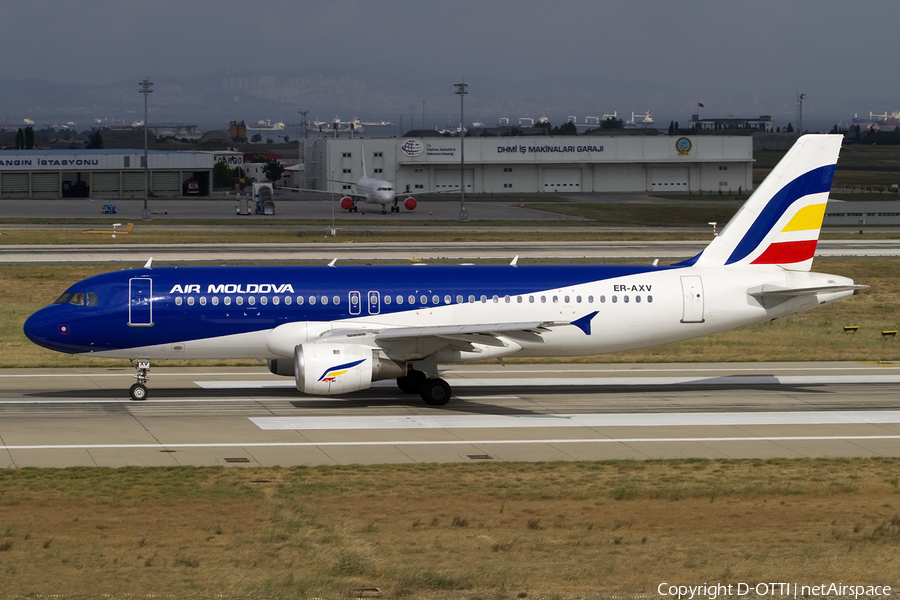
xmin=130 ymin=358 xmax=150 ymax=401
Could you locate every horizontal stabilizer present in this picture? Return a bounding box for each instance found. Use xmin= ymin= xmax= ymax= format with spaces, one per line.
xmin=748 ymin=283 xmax=867 ymax=298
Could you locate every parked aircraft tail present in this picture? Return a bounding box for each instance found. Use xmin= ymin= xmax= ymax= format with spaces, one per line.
xmin=360 ymin=143 xmax=368 ymax=179
xmin=690 ymin=134 xmax=842 ymax=272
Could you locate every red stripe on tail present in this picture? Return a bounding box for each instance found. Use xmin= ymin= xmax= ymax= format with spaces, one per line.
xmin=750 ymin=240 xmax=819 ymax=265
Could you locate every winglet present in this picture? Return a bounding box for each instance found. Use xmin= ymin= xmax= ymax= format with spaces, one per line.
xmin=328 ymin=258 xmax=338 ymax=267
xmin=143 ymin=257 xmax=153 ymax=269
xmin=510 ymin=255 xmax=519 ymax=267
xmin=570 ymin=311 xmax=599 ymax=335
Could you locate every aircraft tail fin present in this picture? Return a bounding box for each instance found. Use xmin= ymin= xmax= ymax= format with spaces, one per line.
xmin=687 ymin=134 xmax=842 ymax=272
xmin=360 ymin=143 xmax=367 ymax=179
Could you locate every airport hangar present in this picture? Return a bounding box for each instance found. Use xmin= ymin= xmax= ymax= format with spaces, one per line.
xmin=0 ymin=149 xmax=217 ymax=199
xmin=301 ymin=134 xmax=754 ymax=195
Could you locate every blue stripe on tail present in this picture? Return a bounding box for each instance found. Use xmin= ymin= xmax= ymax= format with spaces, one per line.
xmin=725 ymin=164 xmax=835 ymax=265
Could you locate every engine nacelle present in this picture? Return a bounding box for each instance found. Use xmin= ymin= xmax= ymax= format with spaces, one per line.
xmin=340 ymin=197 xmax=354 ymax=210
xmin=294 ymin=343 xmax=406 ymax=395
xmin=404 ymin=197 xmax=417 ymax=211
xmin=268 ymin=358 xmax=294 ymax=377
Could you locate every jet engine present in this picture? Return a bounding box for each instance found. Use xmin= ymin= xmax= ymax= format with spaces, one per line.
xmin=404 ymin=197 xmax=417 ymax=211
xmin=267 ymin=358 xmax=294 ymax=377
xmin=340 ymin=197 xmax=354 ymax=211
xmin=293 ymin=343 xmax=405 ymax=395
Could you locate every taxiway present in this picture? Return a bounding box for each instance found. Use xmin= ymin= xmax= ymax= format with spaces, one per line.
xmin=1 ymin=362 xmax=898 ymax=468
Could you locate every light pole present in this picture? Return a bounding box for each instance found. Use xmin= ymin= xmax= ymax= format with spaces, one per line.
xmin=453 ymin=82 xmax=468 ymax=221
xmin=299 ymin=109 xmax=308 ymax=187
xmin=139 ymin=78 xmax=153 ymax=221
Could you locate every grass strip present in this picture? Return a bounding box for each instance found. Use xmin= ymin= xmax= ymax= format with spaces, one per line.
xmin=0 ymin=459 xmax=897 ymax=597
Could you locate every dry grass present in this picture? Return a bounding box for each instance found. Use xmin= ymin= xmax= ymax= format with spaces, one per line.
xmin=0 ymin=460 xmax=898 ymax=598
xmin=2 ymin=258 xmax=899 ymax=368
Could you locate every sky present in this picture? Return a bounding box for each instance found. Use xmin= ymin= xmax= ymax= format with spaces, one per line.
xmin=2 ymin=0 xmax=898 ymax=130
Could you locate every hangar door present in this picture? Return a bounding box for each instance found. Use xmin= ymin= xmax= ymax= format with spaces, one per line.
xmin=434 ymin=169 xmax=474 ymax=191
xmin=32 ymin=173 xmax=60 ymax=198
xmin=92 ymin=172 xmax=121 ymax=197
xmin=542 ymin=168 xmax=582 ymax=192
xmin=650 ymin=167 xmax=689 ymax=192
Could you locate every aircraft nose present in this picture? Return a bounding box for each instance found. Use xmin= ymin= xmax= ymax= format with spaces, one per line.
xmin=23 ymin=307 xmax=67 ymax=351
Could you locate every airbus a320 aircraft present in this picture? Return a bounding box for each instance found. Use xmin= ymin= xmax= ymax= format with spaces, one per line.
xmin=25 ymin=135 xmax=861 ymax=405
xmin=294 ymin=147 xmax=417 ymax=215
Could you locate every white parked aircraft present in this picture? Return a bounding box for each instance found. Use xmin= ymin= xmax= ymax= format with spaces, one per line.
xmin=294 ymin=146 xmax=417 ymax=214
xmin=24 ymin=135 xmax=861 ymax=405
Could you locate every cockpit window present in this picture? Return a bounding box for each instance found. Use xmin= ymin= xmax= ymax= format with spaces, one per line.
xmin=55 ymin=292 xmax=99 ymax=306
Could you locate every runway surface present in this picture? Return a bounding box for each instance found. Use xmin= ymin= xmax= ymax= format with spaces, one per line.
xmin=2 ymin=239 xmax=898 ymax=264
xmin=1 ymin=361 xmax=899 ymax=467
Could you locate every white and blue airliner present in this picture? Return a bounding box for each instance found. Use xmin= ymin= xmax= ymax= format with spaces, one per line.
xmin=24 ymin=135 xmax=862 ymax=404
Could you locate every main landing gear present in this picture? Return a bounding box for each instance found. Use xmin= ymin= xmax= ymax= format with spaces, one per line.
xmin=396 ymin=368 xmax=452 ymax=406
xmin=130 ymin=358 xmax=150 ymax=401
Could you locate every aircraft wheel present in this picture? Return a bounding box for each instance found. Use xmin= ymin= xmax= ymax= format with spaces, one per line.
xmin=397 ymin=369 xmax=427 ymax=393
xmin=129 ymin=383 xmax=148 ymax=401
xmin=381 ymin=208 xmax=387 ymax=215
xmin=420 ymin=378 xmax=452 ymax=406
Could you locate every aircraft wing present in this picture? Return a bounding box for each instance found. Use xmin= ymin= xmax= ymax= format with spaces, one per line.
xmin=316 ymin=313 xmax=598 ymax=361
xmin=284 ymin=186 xmax=365 ymax=201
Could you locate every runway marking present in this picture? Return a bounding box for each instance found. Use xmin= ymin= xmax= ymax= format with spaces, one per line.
xmin=194 ymin=374 xmax=900 ymax=390
xmin=445 ymin=365 xmax=900 ymax=374
xmin=250 ymin=411 xmax=900 ymax=431
xmin=0 ymin=364 xmax=895 ymax=380
xmin=0 ymin=371 xmax=276 ymax=379
xmin=2 ymin=435 xmax=900 ymax=451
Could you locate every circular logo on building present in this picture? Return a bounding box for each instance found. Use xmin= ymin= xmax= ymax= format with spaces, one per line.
xmin=676 ymin=137 xmax=692 ymax=155
xmin=400 ymin=139 xmax=424 ymax=157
